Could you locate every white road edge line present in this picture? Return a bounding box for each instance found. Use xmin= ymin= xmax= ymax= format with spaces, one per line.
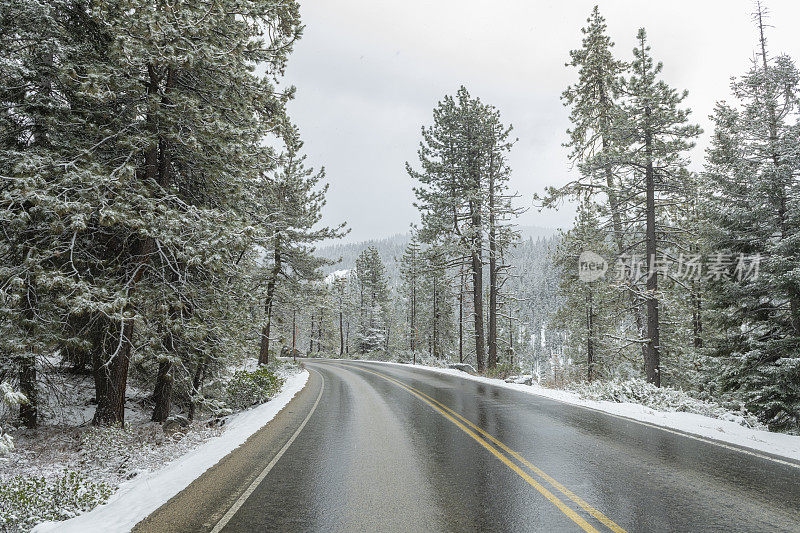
xmin=210 ymin=369 xmax=325 ymax=533
xmin=577 ymin=405 xmax=800 ymax=471
xmin=341 ymin=360 xmax=800 ymax=472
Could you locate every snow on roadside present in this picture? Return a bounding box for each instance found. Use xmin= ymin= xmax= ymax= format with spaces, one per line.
xmin=359 ymin=360 xmax=800 ymax=465
xmin=33 ymin=370 xmax=309 ymax=533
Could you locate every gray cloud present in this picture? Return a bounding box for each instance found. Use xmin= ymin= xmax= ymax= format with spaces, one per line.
xmin=282 ymin=0 xmax=800 ymax=243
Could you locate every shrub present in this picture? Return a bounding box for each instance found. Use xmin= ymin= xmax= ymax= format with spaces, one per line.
xmin=1 ymin=383 xmax=27 ymax=457
xmin=485 ymin=361 xmax=521 ymax=380
xmin=80 ymin=426 xmax=129 ymax=465
xmin=569 ymin=378 xmax=763 ymax=428
xmin=225 ymin=366 xmax=285 ymax=410
xmin=0 ymin=470 xmax=112 ymax=532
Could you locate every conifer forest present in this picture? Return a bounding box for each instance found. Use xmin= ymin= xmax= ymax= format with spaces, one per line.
xmin=2 ymin=1 xmax=800 ymax=532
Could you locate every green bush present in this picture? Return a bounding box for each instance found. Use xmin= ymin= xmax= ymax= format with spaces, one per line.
xmin=0 ymin=470 xmax=112 ymax=532
xmin=225 ymin=366 xmax=285 ymax=410
xmin=80 ymin=426 xmax=129 ymax=464
xmin=485 ymin=361 xmax=520 ymax=380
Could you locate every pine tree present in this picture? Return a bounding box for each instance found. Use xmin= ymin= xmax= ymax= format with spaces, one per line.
xmin=703 ymin=3 xmax=800 ymax=429
xmin=400 ymin=239 xmax=423 ymax=355
xmin=257 ymin=123 xmax=346 ymax=364
xmin=1 ymin=0 xmax=306 ymax=426
xmin=621 ymin=28 xmax=701 ymax=386
xmin=542 ymin=6 xmax=642 ymax=383
xmin=408 ymin=86 xmax=518 ymax=371
xmin=547 ymin=5 xmax=628 ymax=253
xmin=554 ymin=201 xmax=617 ymax=380
xmin=483 ymin=107 xmax=520 ymax=369
xmin=354 ymin=247 xmax=390 ymax=354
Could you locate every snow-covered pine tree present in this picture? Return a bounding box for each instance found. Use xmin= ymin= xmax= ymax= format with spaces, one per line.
xmin=409 ymin=86 xmax=518 ymax=371
xmin=553 ymin=201 xmax=618 ymax=380
xmin=409 ymin=88 xmax=487 ymax=369
xmin=354 ymin=247 xmax=391 ymax=354
xmin=0 ymin=0 xmax=94 ymax=427
xmin=256 ymin=123 xmax=347 ymax=364
xmin=545 ymin=6 xmax=629 ymax=250
xmin=539 ymin=7 xmax=638 ymax=382
xmin=1 ymin=0 xmax=306 ymax=426
xmin=703 ymin=4 xmax=800 ymax=430
xmin=619 ymin=28 xmax=701 ymax=386
xmin=399 ymin=239 xmax=424 ymax=354
xmin=483 ymin=104 xmax=521 ymax=370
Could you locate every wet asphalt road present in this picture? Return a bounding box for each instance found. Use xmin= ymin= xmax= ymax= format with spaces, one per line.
xmin=138 ymin=360 xmax=800 ymax=532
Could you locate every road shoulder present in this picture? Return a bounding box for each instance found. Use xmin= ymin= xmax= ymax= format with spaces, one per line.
xmin=129 ymin=369 xmax=321 ymax=533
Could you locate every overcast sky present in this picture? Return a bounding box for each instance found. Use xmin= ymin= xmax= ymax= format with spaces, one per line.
xmin=281 ymin=0 xmax=800 ymax=243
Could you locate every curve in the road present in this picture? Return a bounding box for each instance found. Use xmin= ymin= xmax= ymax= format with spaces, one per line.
xmin=136 ymin=359 xmax=800 ymax=533
xmin=331 ymin=361 xmax=627 ymax=533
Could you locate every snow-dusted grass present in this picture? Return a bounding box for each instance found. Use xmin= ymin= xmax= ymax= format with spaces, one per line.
xmin=0 ymin=362 xmax=307 ymax=533
xmin=2 ymin=413 xmax=225 ymax=532
xmin=349 ymin=359 xmax=800 ymax=465
xmin=32 ymin=369 xmax=308 ymax=533
xmin=0 ymin=471 xmax=112 ymax=532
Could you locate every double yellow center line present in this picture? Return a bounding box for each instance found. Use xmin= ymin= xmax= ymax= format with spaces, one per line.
xmin=330 ymin=362 xmax=626 ymax=533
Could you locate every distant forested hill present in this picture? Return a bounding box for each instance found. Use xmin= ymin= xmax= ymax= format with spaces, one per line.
xmin=317 ymin=227 xmax=563 ymax=332
xmin=317 ymin=226 xmax=559 ymax=278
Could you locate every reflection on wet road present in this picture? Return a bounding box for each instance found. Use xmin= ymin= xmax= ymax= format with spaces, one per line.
xmin=220 ymin=360 xmax=800 ymax=532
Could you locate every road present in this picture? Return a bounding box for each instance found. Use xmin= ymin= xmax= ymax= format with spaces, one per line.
xmin=135 ymin=360 xmax=800 ymax=532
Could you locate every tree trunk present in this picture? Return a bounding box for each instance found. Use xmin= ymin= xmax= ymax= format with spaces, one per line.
xmin=308 ymin=311 xmax=314 ymax=353
xmin=151 ymin=360 xmax=173 ymax=423
xmin=19 ymin=356 xmax=37 ymax=428
xmin=318 ymin=311 xmax=323 ymax=353
xmin=339 ymin=311 xmax=344 ymax=356
xmin=187 ymin=354 xmax=207 ymax=421
xmin=692 ymin=284 xmax=703 ymax=349
xmin=644 ymin=106 xmax=660 ymax=386
xmin=488 ymin=160 xmax=498 ymax=370
xmin=292 ymin=309 xmax=297 ymax=356
xmin=459 ymin=267 xmax=464 ymax=363
xmin=471 ymin=248 xmax=485 ymax=372
xmin=587 ymin=290 xmax=595 ymax=381
xmin=93 ymin=318 xmax=133 ymax=426
xmin=470 ymin=198 xmax=486 ymax=371
xmin=410 ymin=270 xmax=416 ymax=352
xmin=259 ymin=236 xmax=281 ymax=365
xmin=152 ymin=306 xmax=177 ymax=422
xmin=19 ymin=281 xmax=38 ymax=428
xmin=432 ymin=280 xmax=438 ymax=358
xmin=509 ymin=315 xmax=514 ymax=367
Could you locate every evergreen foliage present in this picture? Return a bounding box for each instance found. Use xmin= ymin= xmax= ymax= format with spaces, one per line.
xmin=703 ymin=4 xmax=800 ymax=430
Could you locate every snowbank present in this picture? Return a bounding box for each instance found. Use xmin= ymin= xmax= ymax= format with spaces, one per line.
xmin=357 ymin=360 xmax=800 ymax=466
xmin=33 ymin=370 xmax=309 ymax=533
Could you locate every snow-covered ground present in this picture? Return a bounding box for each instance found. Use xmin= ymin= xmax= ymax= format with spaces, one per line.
xmin=359 ymin=360 xmax=800 ymax=466
xmin=31 ymin=370 xmax=308 ymax=533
